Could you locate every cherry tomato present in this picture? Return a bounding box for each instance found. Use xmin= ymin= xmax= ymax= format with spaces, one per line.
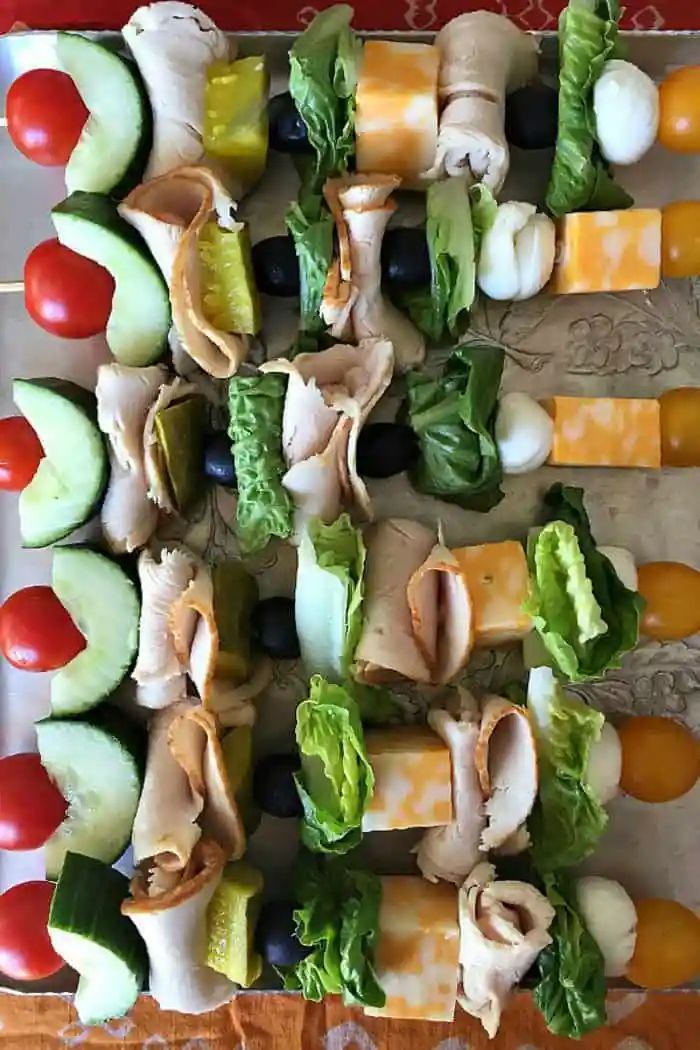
xmin=0 ymin=754 xmax=66 ymax=850
xmin=659 ymin=388 xmax=700 ymax=467
xmin=24 ymin=239 xmax=114 ymax=340
xmin=627 ymin=898 xmax=700 ymax=989
xmin=0 ymin=881 xmax=63 ymax=981
xmin=0 ymin=417 xmax=43 ymax=492
xmin=661 ymin=202 xmax=700 ymax=279
xmin=618 ymin=716 xmax=700 ymax=803
xmin=6 ymin=69 xmax=88 ymax=167
xmin=637 ymin=561 xmax=700 ymax=640
xmin=659 ymin=67 xmax=700 ymax=153
xmin=0 ymin=586 xmax=86 ymax=671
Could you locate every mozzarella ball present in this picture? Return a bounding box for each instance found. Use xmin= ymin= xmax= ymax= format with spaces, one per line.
xmin=495 ymin=392 xmax=554 ymax=475
xmin=576 ymin=875 xmax=638 ymax=977
xmin=598 ymin=546 xmax=639 ymax=592
xmin=586 ymin=721 xmax=623 ymax=805
xmin=594 ymin=59 xmax=659 ymax=165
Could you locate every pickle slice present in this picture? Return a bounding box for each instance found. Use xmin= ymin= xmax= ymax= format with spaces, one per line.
xmin=204 ymin=56 xmax=269 ymax=190
xmin=222 ymin=724 xmax=260 ymax=836
xmin=154 ymin=395 xmax=206 ymax=515
xmin=212 ymin=561 xmax=258 ymax=683
xmin=198 ymin=220 xmax=262 ymax=335
xmin=205 ymin=859 xmax=264 ymax=987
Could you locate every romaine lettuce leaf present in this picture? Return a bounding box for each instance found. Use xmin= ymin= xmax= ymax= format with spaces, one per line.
xmin=546 ymin=0 xmax=632 ymax=217
xmin=405 ymin=343 xmax=504 ymax=511
xmin=295 ymin=676 xmax=374 ymax=854
xmin=281 ymin=855 xmax=385 ymax=1008
xmin=227 ymin=374 xmax=293 ymax=554
xmin=527 ymin=484 xmax=643 ymax=680
xmin=286 ymin=6 xmax=361 ymax=339
xmin=533 ymin=871 xmax=606 ymax=1039
xmin=527 ymin=667 xmax=608 ymax=871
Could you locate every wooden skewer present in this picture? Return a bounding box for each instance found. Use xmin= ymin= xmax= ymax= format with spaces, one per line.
xmin=0 ymin=282 xmax=24 ymax=293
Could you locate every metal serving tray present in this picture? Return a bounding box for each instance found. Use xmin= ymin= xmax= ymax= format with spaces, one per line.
xmin=1 ymin=28 xmax=699 ymax=998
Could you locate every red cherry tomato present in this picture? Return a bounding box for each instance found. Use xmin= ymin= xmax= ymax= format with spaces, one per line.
xmin=24 ymin=239 xmax=114 ymax=340
xmin=0 ymin=754 xmax=66 ymax=850
xmin=0 ymin=586 xmax=86 ymax=671
xmin=0 ymin=417 xmax=44 ymax=492
xmin=6 ymin=69 xmax=88 ymax=167
xmin=0 ymin=881 xmax=64 ymax=981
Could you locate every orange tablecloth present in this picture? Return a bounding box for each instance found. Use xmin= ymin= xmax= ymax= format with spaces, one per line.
xmin=0 ymin=990 xmax=697 ymax=1048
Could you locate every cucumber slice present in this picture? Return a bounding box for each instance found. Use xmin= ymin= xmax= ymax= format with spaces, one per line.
xmin=36 ymin=706 xmax=145 ymax=878
xmin=48 ymin=852 xmax=147 ymax=1025
xmin=13 ymin=379 xmax=107 ymax=548
xmin=50 ymin=547 xmax=139 ymax=717
xmin=52 ymin=192 xmax=170 ymax=366
xmin=57 ymin=32 xmax=151 ymax=199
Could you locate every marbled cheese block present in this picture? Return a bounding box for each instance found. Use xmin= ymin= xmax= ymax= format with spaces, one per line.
xmin=551 ymin=209 xmax=662 ymax=294
xmin=355 ymin=40 xmax=439 ymax=181
xmin=451 ymin=540 xmax=532 ymax=646
xmin=364 ymin=876 xmax=460 ymax=1022
xmin=545 ymin=396 xmax=662 ymax=468
xmin=362 ymin=727 xmax=452 ymax=832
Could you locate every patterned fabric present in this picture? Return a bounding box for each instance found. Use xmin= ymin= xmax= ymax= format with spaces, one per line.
xmin=0 ymin=990 xmax=697 ymax=1048
xmin=0 ymin=0 xmax=698 ymax=33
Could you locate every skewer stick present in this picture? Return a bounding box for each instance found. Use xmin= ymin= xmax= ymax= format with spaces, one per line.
xmin=0 ymin=282 xmax=24 ymax=293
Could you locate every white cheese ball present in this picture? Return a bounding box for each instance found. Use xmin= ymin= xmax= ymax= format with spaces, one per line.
xmin=598 ymin=545 xmax=638 ymax=592
xmin=576 ymin=876 xmax=638 ymax=977
xmin=586 ymin=721 xmax=623 ymax=805
xmin=594 ymin=59 xmax=659 ymax=165
xmin=495 ymin=392 xmax=554 ymax=475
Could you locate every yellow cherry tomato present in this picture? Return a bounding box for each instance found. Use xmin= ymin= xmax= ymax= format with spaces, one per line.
xmin=660 ymin=388 xmax=700 ymax=467
xmin=637 ymin=561 xmax=700 ymax=639
xmin=627 ymin=898 xmax=700 ymax=988
xmin=659 ymin=67 xmax=700 ymax=152
xmin=618 ymin=716 xmax=700 ymax=803
xmin=662 ymin=202 xmax=700 ymax=278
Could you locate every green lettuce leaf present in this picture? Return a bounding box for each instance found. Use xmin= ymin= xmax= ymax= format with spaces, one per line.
xmin=527 ymin=667 xmax=608 ymax=871
xmin=528 ymin=484 xmax=643 ymax=680
xmin=533 ymin=871 xmax=606 ymax=1039
xmin=295 ymin=676 xmax=374 ymax=854
xmin=546 ymin=0 xmax=633 ymax=217
xmin=227 ymin=375 xmax=293 ymax=554
xmin=405 ymin=343 xmax=505 ymax=511
xmin=286 ymin=6 xmax=361 ymax=338
xmin=281 ymin=855 xmax=385 ymax=1008
xmin=401 ymin=182 xmax=497 ymax=343
xmin=296 ymin=515 xmax=366 ymax=682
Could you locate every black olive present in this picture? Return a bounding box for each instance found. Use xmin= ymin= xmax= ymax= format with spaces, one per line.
xmin=381 ymin=227 xmax=431 ymax=291
xmin=251 ymin=596 xmax=300 ymax=660
xmin=203 ymin=433 xmax=236 ymax=487
xmin=268 ymin=92 xmax=312 ymax=154
xmin=255 ymin=899 xmax=311 ymax=967
xmin=252 ymin=236 xmax=300 ymax=298
xmin=505 ymin=83 xmax=559 ymax=150
xmin=253 ymin=753 xmax=302 ymax=818
xmin=356 ymin=422 xmax=421 ymax=479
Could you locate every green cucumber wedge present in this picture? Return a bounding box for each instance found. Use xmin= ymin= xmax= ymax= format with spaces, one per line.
xmin=36 ymin=706 xmax=145 ymax=878
xmin=50 ymin=546 xmax=139 ymax=717
xmin=13 ymin=379 xmax=107 ymax=548
xmin=58 ymin=32 xmax=152 ymax=199
xmin=52 ymin=192 xmax=170 ymax=366
xmin=48 ymin=852 xmax=147 ymax=1024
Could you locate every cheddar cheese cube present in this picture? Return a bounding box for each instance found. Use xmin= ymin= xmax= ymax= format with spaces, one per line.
xmin=545 ymin=396 xmax=661 ymax=468
xmin=362 ymin=727 xmax=452 ymax=832
xmin=551 ymin=209 xmax=662 ymax=294
xmin=452 ymin=541 xmax=532 ymax=647
xmin=355 ymin=40 xmax=439 ymax=181
xmin=364 ymin=876 xmax=460 ymax=1022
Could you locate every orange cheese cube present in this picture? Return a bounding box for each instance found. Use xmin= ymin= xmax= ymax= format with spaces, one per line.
xmin=355 ymin=40 xmax=439 ymax=181
xmin=364 ymin=876 xmax=460 ymax=1022
xmin=545 ymin=396 xmax=661 ymax=468
xmin=452 ymin=541 xmax=532 ymax=647
xmin=551 ymin=209 xmax=661 ymax=294
xmin=362 ymin=727 xmax=452 ymax=832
